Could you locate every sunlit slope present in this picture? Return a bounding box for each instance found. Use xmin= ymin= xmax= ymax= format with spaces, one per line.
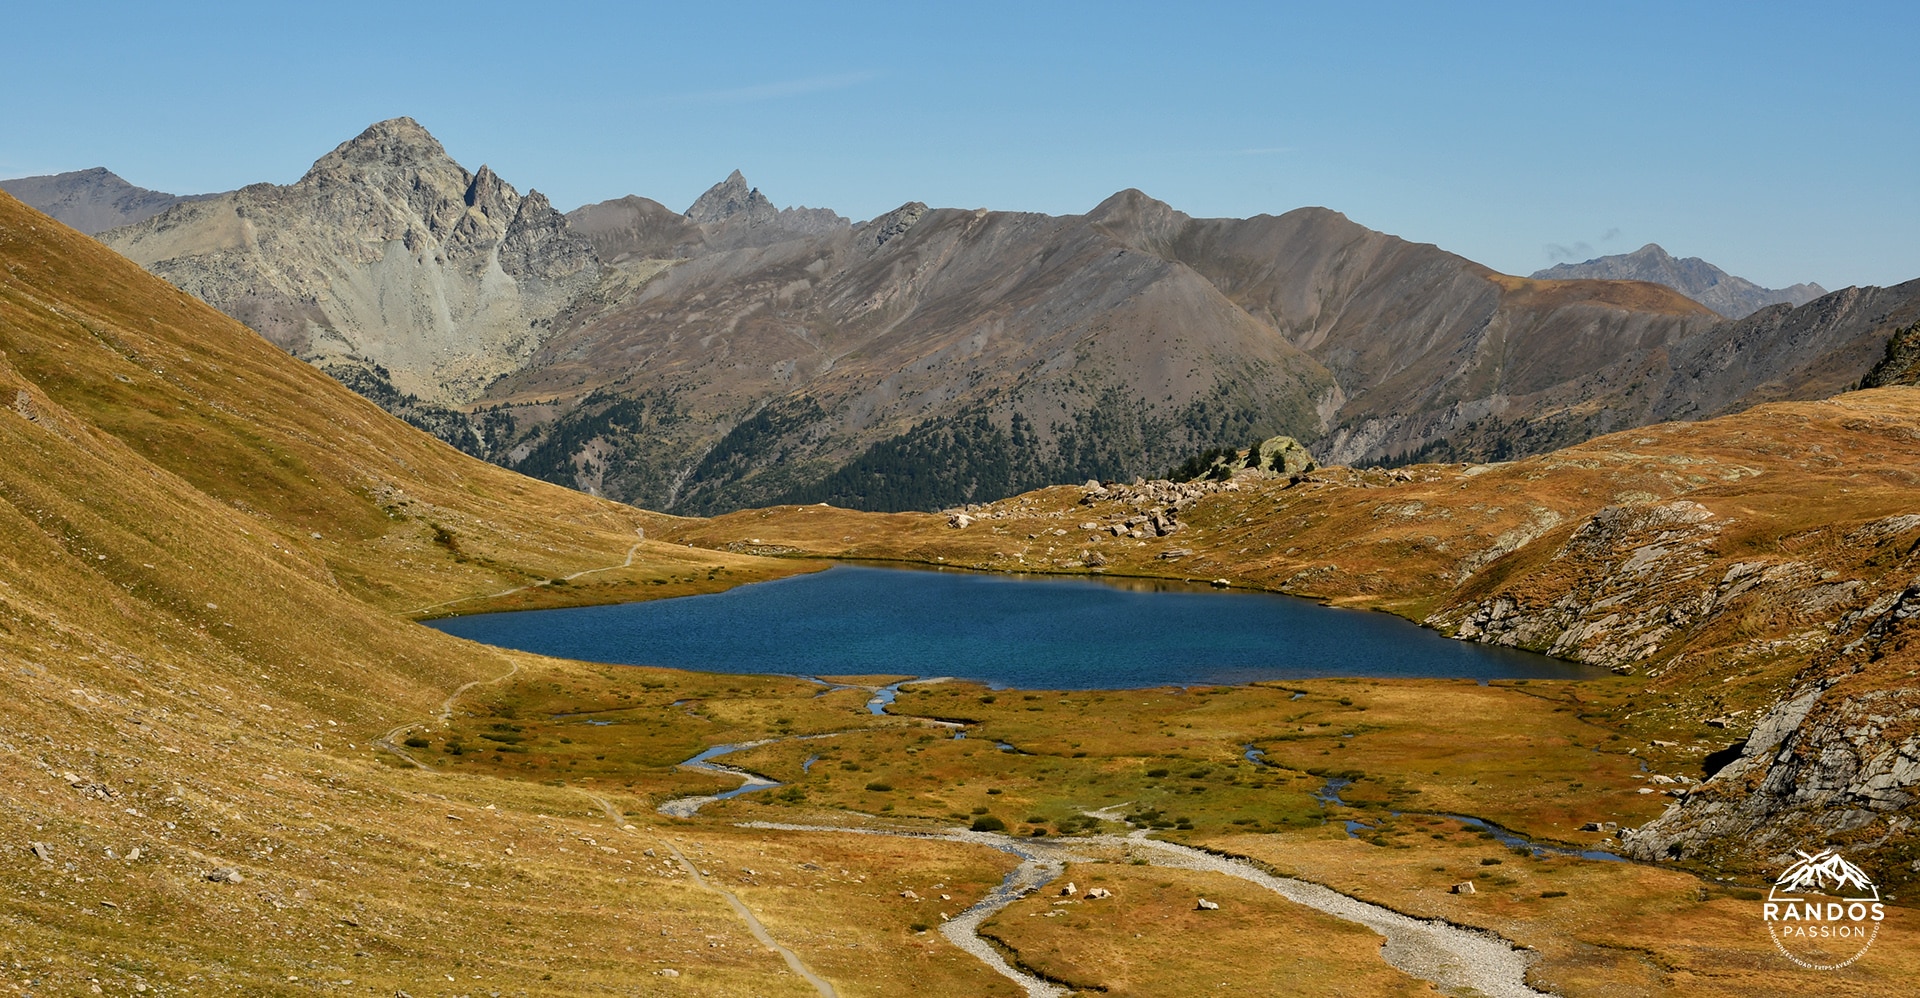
xmin=1 ymin=189 xmax=782 ymax=617
xmin=0 ymin=192 xmax=850 ymax=994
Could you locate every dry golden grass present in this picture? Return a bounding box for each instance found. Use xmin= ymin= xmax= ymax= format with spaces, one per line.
xmin=982 ymin=861 xmax=1437 ymax=996
xmin=1215 ymin=831 xmax=1920 ymax=997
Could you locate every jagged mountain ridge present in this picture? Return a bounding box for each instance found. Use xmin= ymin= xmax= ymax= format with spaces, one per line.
xmin=1532 ymin=243 xmax=1826 ymax=319
xmin=91 ymin=119 xmax=1920 ymax=514
xmin=100 ymin=118 xmax=599 ymax=406
xmin=488 ymin=184 xmax=1918 ymax=513
xmin=0 ymin=166 xmax=220 ymax=234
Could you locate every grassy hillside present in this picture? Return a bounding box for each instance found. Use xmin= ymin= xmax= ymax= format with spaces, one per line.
xmin=0 ymin=191 xmax=878 ymax=995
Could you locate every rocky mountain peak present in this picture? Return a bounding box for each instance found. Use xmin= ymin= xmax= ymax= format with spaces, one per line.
xmin=685 ymin=170 xmax=777 ymax=225
xmin=1086 ymin=188 xmax=1190 ymax=251
xmin=465 ymin=164 xmax=518 ymax=223
xmin=1531 ymin=243 xmax=1827 ymax=319
xmin=861 ymin=201 xmax=928 ymax=249
xmin=1 ymin=167 xmax=219 ymax=234
xmin=501 ymin=189 xmax=597 ymax=280
xmin=301 ymin=117 xmax=455 ymax=183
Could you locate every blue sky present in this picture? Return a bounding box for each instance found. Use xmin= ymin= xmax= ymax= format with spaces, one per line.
xmin=4 ymin=1 xmax=1915 ymax=289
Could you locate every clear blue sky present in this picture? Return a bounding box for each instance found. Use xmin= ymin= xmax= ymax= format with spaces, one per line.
xmin=4 ymin=1 xmax=1915 ymax=289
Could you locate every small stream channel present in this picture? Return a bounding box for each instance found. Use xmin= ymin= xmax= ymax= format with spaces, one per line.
xmin=1245 ymin=744 xmax=1623 ymax=861
xmin=660 ymin=729 xmax=1575 ymax=996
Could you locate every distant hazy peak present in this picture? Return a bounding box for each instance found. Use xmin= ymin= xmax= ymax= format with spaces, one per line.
xmin=1532 ymin=243 xmax=1827 ymax=319
xmin=685 ymin=169 xmax=777 ymax=225
xmin=0 ymin=167 xmax=218 ymax=234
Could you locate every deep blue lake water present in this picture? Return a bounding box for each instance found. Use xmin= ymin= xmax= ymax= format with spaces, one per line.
xmin=424 ymin=565 xmax=1590 ymax=688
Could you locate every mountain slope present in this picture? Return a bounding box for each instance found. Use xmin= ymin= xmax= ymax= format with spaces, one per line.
xmin=100 ymin=118 xmax=599 ymax=406
xmin=1531 ymin=243 xmax=1826 ymax=318
xmin=0 ymin=189 xmax=849 ymax=991
xmin=0 ymin=166 xmax=218 ymax=233
xmin=482 ymin=189 xmax=1732 ymax=513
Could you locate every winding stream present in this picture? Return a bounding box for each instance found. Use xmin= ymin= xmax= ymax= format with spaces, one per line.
xmin=664 ymin=735 xmax=1560 ymax=996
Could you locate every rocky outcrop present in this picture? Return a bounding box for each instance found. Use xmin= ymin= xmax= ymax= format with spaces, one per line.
xmin=1861 ymin=320 xmax=1920 ymax=388
xmin=1531 ymin=243 xmax=1826 ymax=319
xmin=860 ymin=201 xmax=928 ymax=250
xmin=1439 ymin=500 xmax=1725 ymax=669
xmin=1623 ymin=579 xmax=1920 ymax=876
xmin=1251 ymin=435 xmax=1316 ymax=475
xmin=101 ymin=118 xmax=600 ymax=404
xmin=0 ymin=167 xmax=219 ymax=234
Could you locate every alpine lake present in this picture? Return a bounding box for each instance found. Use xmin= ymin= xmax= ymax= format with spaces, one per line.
xmin=424 ymin=563 xmax=1587 ymax=687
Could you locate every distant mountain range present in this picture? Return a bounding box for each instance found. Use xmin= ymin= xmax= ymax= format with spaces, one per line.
xmin=1531 ymin=243 xmax=1825 ymax=318
xmin=11 ymin=119 xmax=1917 ymax=513
xmin=0 ymin=167 xmax=219 ymax=234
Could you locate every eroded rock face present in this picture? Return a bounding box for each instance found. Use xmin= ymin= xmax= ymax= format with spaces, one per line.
xmin=102 ymin=118 xmax=599 ymax=405
xmin=1436 ymin=500 xmax=1725 ymax=668
xmin=1623 ymin=582 xmax=1920 ymax=872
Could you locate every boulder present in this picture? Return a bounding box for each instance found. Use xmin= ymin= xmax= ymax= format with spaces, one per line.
xmin=1195 ymin=897 xmax=1220 ymax=910
xmin=1085 ymin=887 xmax=1113 ymax=899
xmin=1451 ymin=881 xmax=1476 ymax=895
xmin=1252 ymin=435 xmax=1318 ymax=475
xmin=1059 ymin=882 xmax=1077 ymax=896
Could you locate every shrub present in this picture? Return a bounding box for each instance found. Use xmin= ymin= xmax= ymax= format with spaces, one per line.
xmin=970 ymin=815 xmax=1007 ymax=832
xmin=1146 ymin=768 xmax=1169 ymax=778
xmin=1480 ymin=858 xmax=1503 ymax=866
xmin=1540 ymin=891 xmax=1568 ymax=898
xmin=865 ymin=781 xmax=894 ymax=792
xmin=402 ymin=736 xmax=430 ymax=749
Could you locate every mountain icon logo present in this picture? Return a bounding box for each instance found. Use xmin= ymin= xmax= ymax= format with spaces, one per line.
xmin=1774 ymin=849 xmax=1877 ymax=897
xmin=1762 ymin=847 xmax=1885 ymax=971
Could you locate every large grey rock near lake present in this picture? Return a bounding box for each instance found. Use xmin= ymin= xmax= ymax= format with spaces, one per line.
xmin=1532 ymin=243 xmax=1826 ymax=319
xmin=0 ymin=167 xmax=220 ymax=234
